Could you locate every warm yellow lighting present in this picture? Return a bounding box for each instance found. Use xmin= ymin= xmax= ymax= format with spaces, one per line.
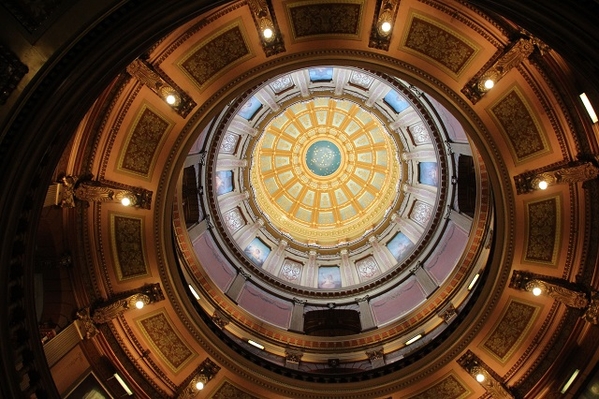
xmin=263 ymin=28 xmax=273 ymax=40
xmin=380 ymin=21 xmax=392 ymax=33
xmin=476 ymin=373 xmax=485 ymax=383
xmin=405 ymin=334 xmax=422 ymax=345
xmin=538 ymin=180 xmax=548 ymax=190
xmin=121 ymin=197 xmax=132 ymax=206
xmin=561 ymin=369 xmax=580 ymax=393
xmin=166 ymin=94 xmax=177 ymax=105
xmin=468 ymin=273 xmax=480 ymax=290
xmin=483 ymin=79 xmax=495 ymax=90
xmin=532 ymin=287 xmax=542 ymax=296
xmin=188 ymin=284 xmax=200 ymax=300
xmin=114 ymin=373 xmax=133 ymax=396
xmin=135 ymin=300 xmax=145 ymax=309
xmin=580 ymin=93 xmax=598 ymax=123
xmin=248 ymin=339 xmax=265 ymax=350
xmin=195 ymin=381 xmax=204 ymax=390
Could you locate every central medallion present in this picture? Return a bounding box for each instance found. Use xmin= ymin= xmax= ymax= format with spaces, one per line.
xmin=305 ymin=140 xmax=341 ymax=177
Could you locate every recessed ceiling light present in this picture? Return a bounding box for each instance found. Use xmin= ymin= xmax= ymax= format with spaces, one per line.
xmin=561 ymin=369 xmax=580 ymax=393
xmin=248 ymin=339 xmax=265 ymax=350
xmin=580 ymin=93 xmax=598 ymax=123
xmin=188 ymin=284 xmax=200 ymax=300
xmin=468 ymin=273 xmax=480 ymax=290
xmin=405 ymin=334 xmax=422 ymax=345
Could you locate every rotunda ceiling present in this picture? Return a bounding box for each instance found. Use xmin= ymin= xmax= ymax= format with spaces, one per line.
xmin=250 ymin=96 xmax=401 ymax=246
xmin=176 ymin=64 xmax=491 ymax=375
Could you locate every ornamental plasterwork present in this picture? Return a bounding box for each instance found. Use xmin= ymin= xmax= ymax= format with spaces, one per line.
xmin=206 ymin=66 xmax=458 ymax=292
xmin=356 ymin=256 xmax=379 ymax=280
xmin=349 ymin=71 xmax=374 ymax=88
xmin=408 ymin=122 xmax=431 ymax=145
xmin=410 ymin=201 xmax=433 ymax=226
xmin=249 ymin=97 xmax=401 ymax=246
xmin=269 ymin=74 xmax=294 ymax=93
xmin=280 ymin=259 xmax=302 ymax=282
xmin=220 ymin=133 xmax=240 ymax=154
xmin=223 ymin=208 xmax=245 ymax=234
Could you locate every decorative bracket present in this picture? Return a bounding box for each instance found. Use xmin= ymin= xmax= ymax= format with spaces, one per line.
xmin=127 ymin=58 xmax=196 ymax=117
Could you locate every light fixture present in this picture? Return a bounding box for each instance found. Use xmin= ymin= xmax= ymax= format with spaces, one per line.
xmin=165 ymin=94 xmax=177 ymax=105
xmin=468 ymin=273 xmax=480 ymax=290
xmin=580 ymin=93 xmax=598 ymax=123
xmin=483 ymin=79 xmax=495 ymax=90
xmin=188 ymin=284 xmax=200 ymax=300
xmin=537 ymin=180 xmax=548 ymax=190
xmin=405 ymin=334 xmax=422 ymax=345
xmin=113 ymin=373 xmax=133 ymax=396
xmin=561 ymin=369 xmax=580 ymax=393
xmin=135 ymin=300 xmax=145 ymax=309
xmin=248 ymin=339 xmax=265 ymax=350
xmin=178 ymin=358 xmax=220 ymax=398
xmin=532 ymin=287 xmax=542 ymax=296
xmin=116 ymin=191 xmax=138 ymax=207
xmin=193 ymin=374 xmax=208 ymax=390
xmin=380 ymin=20 xmax=392 ymax=34
xmin=262 ymin=27 xmax=273 ymax=40
xmin=475 ymin=373 xmax=486 ymax=383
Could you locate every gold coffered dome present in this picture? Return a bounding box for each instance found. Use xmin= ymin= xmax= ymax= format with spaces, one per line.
xmin=250 ymin=97 xmax=401 ymax=246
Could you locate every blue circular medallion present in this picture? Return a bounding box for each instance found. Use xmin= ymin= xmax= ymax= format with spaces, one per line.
xmin=305 ymin=140 xmax=342 ymax=176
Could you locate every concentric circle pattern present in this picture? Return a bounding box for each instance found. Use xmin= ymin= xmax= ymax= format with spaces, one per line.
xmin=250 ymin=97 xmax=401 ymax=246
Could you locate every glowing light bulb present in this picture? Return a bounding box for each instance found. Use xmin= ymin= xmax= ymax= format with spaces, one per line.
xmin=538 ymin=180 xmax=548 ymax=190
xmin=381 ymin=21 xmax=392 ymax=33
xmin=121 ymin=197 xmax=131 ymax=206
xmin=135 ymin=300 xmax=145 ymax=309
xmin=263 ymin=28 xmax=273 ymax=39
xmin=476 ymin=373 xmax=485 ymax=382
xmin=483 ymin=79 xmax=495 ymax=90
xmin=195 ymin=381 xmax=204 ymax=390
xmin=532 ymin=287 xmax=542 ymax=296
xmin=166 ymin=94 xmax=177 ymax=105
